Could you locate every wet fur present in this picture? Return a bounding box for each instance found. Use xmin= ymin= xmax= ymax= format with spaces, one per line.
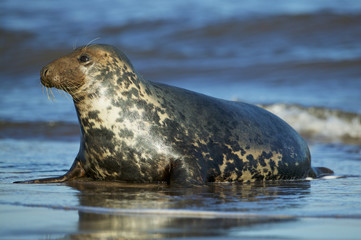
xmin=15 ymin=44 xmax=332 ymax=185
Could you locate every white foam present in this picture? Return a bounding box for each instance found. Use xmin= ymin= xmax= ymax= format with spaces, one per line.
xmin=306 ymin=175 xmax=342 ymax=181
xmin=261 ymin=103 xmax=361 ymax=144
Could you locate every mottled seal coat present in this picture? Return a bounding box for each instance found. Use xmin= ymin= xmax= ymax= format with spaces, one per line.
xmin=15 ymin=44 xmax=332 ymax=185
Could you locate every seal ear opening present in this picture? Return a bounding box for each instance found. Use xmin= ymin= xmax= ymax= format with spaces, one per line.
xmin=14 ymin=159 xmax=85 ymax=184
xmin=308 ymin=167 xmax=334 ymax=179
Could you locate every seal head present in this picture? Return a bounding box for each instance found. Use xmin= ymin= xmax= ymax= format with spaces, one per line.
xmin=41 ymin=44 xmax=134 ymax=100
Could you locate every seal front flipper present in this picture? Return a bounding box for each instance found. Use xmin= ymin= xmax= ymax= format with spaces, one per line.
xmin=308 ymin=167 xmax=334 ymax=179
xmin=166 ymin=158 xmax=206 ymax=186
xmin=14 ymin=159 xmax=85 ymax=184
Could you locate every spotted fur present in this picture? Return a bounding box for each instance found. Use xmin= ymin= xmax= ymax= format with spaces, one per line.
xmin=16 ymin=44 xmax=333 ymax=185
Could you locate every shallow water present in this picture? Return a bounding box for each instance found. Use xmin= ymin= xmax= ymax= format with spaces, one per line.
xmin=1 ymin=139 xmax=361 ymax=239
xmin=1 ymin=0 xmax=361 ymax=239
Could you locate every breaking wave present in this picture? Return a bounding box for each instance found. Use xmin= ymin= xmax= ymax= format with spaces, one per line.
xmin=262 ymin=103 xmax=361 ymax=145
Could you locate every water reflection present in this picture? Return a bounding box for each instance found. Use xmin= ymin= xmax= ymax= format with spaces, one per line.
xmin=64 ymin=180 xmax=310 ymax=238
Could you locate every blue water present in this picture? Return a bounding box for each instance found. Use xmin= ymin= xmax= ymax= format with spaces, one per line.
xmin=1 ymin=0 xmax=361 ymax=239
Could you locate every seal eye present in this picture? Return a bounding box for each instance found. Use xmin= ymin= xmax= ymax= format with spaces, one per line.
xmin=79 ymin=54 xmax=90 ymax=63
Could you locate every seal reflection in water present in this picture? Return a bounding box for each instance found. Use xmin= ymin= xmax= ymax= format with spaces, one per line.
xmin=15 ymin=44 xmax=333 ymax=185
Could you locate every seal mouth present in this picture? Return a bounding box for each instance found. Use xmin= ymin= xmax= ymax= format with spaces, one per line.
xmin=40 ymin=77 xmax=53 ymax=88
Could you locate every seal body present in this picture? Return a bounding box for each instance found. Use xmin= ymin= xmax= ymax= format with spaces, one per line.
xmin=16 ymin=44 xmax=332 ymax=185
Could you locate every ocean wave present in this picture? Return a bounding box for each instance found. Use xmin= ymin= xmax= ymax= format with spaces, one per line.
xmin=2 ymin=10 xmax=361 ymax=77
xmin=184 ymin=12 xmax=361 ymax=37
xmin=100 ymin=12 xmax=361 ymax=76
xmin=262 ymin=103 xmax=361 ymax=145
xmin=0 ymin=121 xmax=79 ymax=141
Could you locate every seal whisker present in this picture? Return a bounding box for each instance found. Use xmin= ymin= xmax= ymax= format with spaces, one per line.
xmin=85 ymin=37 xmax=101 ymax=49
xmin=40 ymin=79 xmax=53 ymax=102
xmin=57 ymin=88 xmax=71 ymax=101
xmin=66 ymin=83 xmax=83 ymax=102
xmin=45 ymin=87 xmax=51 ymax=102
xmin=64 ymin=91 xmax=73 ymax=101
xmin=42 ymin=85 xmax=52 ymax=102
xmin=45 ymin=87 xmax=49 ymax=100
xmin=59 ymin=82 xmax=81 ymax=101
xmin=60 ymin=85 xmax=73 ymax=101
xmin=73 ymin=39 xmax=78 ymax=50
xmin=49 ymin=87 xmax=56 ymax=102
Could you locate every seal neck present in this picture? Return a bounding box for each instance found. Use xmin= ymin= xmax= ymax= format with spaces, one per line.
xmin=72 ymin=76 xmax=152 ymax=136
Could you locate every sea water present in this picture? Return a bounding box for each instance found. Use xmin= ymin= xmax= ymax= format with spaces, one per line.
xmin=1 ymin=0 xmax=361 ymax=239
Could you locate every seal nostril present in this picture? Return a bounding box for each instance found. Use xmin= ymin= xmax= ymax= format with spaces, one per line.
xmin=43 ymin=68 xmax=48 ymax=77
xmin=41 ymin=67 xmax=50 ymax=80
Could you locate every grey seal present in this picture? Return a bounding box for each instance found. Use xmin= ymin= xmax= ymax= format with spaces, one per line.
xmin=15 ymin=44 xmax=333 ymax=185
